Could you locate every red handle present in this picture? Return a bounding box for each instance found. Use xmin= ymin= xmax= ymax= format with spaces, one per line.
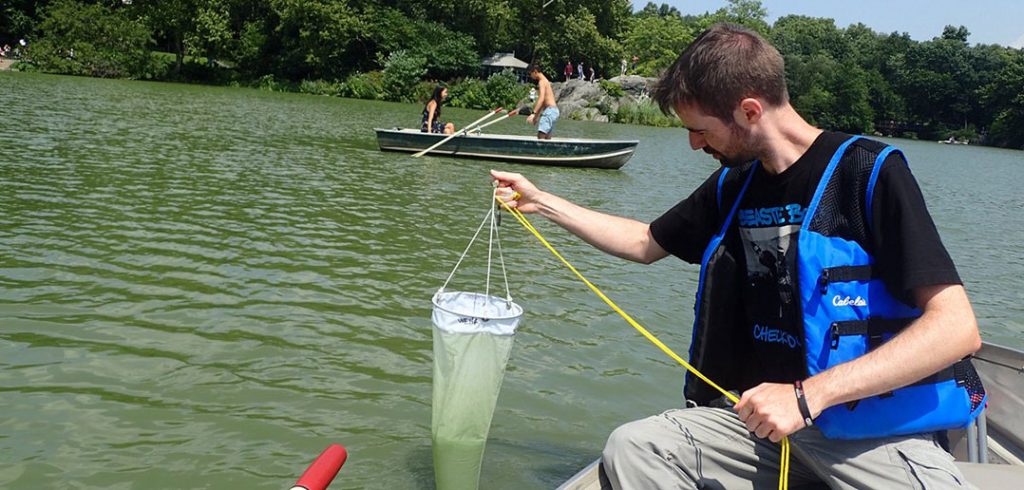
xmin=291 ymin=444 xmax=347 ymax=490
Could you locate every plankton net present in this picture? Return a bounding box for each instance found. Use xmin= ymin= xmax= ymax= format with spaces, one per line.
xmin=430 ymin=189 xmax=522 ymax=490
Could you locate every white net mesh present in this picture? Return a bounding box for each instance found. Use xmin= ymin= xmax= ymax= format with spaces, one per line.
xmin=431 ymin=291 xmax=522 ymax=490
xmin=431 ymin=189 xmax=523 ymax=489
xmin=432 ymin=291 xmax=522 ymax=335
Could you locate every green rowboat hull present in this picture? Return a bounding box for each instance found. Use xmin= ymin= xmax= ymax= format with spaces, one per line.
xmin=374 ymin=128 xmax=639 ymax=169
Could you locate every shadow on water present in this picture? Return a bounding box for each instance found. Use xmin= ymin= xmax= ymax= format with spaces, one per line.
xmin=405 ymin=444 xmax=437 ymax=490
xmin=485 ymin=437 xmax=605 ymax=489
xmin=403 ymin=437 xmax=603 ymax=489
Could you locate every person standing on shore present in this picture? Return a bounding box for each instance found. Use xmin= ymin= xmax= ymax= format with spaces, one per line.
xmin=526 ymin=64 xmax=559 ymax=140
xmin=564 ymin=60 xmax=574 ymax=82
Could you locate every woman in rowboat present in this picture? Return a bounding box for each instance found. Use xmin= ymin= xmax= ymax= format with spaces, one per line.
xmin=421 ymin=84 xmax=455 ymax=135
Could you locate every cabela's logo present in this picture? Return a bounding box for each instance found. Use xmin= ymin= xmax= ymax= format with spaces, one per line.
xmin=832 ymin=295 xmax=867 ymax=307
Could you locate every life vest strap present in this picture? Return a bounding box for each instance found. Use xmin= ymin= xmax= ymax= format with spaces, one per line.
xmin=830 ymin=317 xmax=912 ymax=349
xmin=818 ymin=265 xmax=875 ymax=294
xmin=843 ymin=359 xmax=969 ymax=411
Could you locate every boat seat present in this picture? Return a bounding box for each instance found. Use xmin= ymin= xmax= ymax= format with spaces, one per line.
xmin=557 ymin=462 xmax=1024 ymax=489
xmin=955 ymin=462 xmax=1024 ymax=489
xmin=783 ymin=463 xmax=1024 ymax=490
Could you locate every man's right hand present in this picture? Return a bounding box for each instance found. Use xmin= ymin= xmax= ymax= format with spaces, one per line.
xmin=490 ymin=169 xmax=669 ymax=264
xmin=491 ymin=170 xmax=543 ymax=214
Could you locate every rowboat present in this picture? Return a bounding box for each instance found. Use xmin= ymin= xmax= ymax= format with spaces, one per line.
xmin=557 ymin=341 xmax=1024 ymax=489
xmin=374 ymin=128 xmax=639 ymax=169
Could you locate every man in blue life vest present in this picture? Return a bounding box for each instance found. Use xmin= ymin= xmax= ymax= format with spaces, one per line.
xmin=492 ymin=23 xmax=985 ymax=489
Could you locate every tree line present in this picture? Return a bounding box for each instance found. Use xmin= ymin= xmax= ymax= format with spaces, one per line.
xmin=2 ymin=0 xmax=1022 ymax=148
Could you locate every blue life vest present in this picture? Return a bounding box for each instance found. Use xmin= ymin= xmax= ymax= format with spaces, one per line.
xmin=686 ymin=135 xmax=986 ymax=439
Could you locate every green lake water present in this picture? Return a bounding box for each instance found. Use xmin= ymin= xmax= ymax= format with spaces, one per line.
xmin=1 ymin=72 xmax=1022 ymax=489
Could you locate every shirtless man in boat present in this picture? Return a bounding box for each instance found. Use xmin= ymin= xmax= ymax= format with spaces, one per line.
xmin=494 ymin=23 xmax=983 ymax=489
xmin=526 ymin=64 xmax=559 ymax=140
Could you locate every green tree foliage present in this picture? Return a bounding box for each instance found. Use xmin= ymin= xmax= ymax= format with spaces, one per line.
xmin=133 ymin=0 xmax=200 ymax=76
xmin=446 ymin=78 xmax=490 ymax=109
xmin=483 ymin=69 xmax=529 ymax=109
xmin=622 ymin=13 xmax=695 ymax=76
xmin=381 ymin=50 xmax=427 ymax=102
xmin=786 ymin=53 xmax=873 ymax=134
xmin=774 ymin=16 xmax=872 ymax=133
xmin=612 ymin=99 xmax=683 ymax=127
xmin=680 ymin=0 xmax=769 ymax=35
xmin=185 ymin=1 xmax=231 ymax=64
xmin=411 ymin=0 xmax=517 ymax=57
xmin=6 ymin=0 xmax=1023 ymax=148
xmin=637 ymin=2 xmax=681 ymax=18
xmin=270 ymin=0 xmax=363 ymax=80
xmin=598 ymin=79 xmax=625 ymax=97
xmin=710 ymin=0 xmax=770 ymax=34
xmin=862 ymin=69 xmax=907 ymax=126
xmin=447 ymin=69 xmax=528 ymax=110
xmin=843 ymin=23 xmax=883 ymax=69
xmin=771 ymin=15 xmax=847 ymax=59
xmin=897 ymin=33 xmax=977 ymax=133
xmin=983 ymin=51 xmax=1024 ymax=148
xmin=234 ymin=19 xmax=269 ymax=77
xmin=534 ymin=6 xmax=622 ymax=78
xmin=941 ymin=25 xmax=971 ymax=43
xmin=28 ymin=0 xmax=153 ymax=78
xmin=1 ymin=0 xmax=41 ymax=42
xmin=364 ymin=8 xmax=478 ymax=80
xmin=507 ymin=0 xmax=629 ymax=77
xmin=341 ymin=71 xmax=385 ymax=100
xmin=418 ymin=24 xmax=479 ymax=80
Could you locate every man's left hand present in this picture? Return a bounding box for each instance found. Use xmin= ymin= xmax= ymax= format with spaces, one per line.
xmin=734 ymin=382 xmax=808 ymax=442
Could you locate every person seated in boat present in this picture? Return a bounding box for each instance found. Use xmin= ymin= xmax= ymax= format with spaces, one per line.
xmin=421 ymin=84 xmax=455 ymax=135
xmin=525 ymin=64 xmax=559 ymax=140
xmin=493 ymin=22 xmax=984 ymax=490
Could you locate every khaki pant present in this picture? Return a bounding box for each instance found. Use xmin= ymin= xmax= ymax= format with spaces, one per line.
xmin=601 ymin=407 xmax=974 ymax=489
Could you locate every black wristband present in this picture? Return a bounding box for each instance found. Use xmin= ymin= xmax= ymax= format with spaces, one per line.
xmin=794 ymin=380 xmax=814 ymax=427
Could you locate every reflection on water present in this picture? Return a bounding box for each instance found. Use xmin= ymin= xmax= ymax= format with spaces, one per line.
xmin=1 ymin=72 xmax=1021 ymax=489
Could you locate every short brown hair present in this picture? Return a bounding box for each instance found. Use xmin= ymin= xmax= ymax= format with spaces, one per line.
xmin=652 ymin=23 xmax=788 ymax=122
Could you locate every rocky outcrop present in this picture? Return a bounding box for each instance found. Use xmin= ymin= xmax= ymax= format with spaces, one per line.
xmin=545 ymin=75 xmax=658 ymax=122
xmin=612 ymin=75 xmax=655 ymax=97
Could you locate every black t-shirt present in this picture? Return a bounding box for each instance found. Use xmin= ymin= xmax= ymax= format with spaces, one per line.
xmin=650 ymin=131 xmax=961 ymax=386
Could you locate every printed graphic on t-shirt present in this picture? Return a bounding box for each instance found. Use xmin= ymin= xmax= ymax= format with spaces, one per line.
xmin=738 ymin=204 xmax=805 ymax=351
xmin=738 ymin=204 xmax=805 ymax=228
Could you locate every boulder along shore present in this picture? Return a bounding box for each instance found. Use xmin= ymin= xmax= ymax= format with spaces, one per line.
xmin=548 ymin=75 xmax=658 ymax=123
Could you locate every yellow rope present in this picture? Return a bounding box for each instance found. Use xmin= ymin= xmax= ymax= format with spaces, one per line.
xmin=494 ymin=195 xmax=791 ymax=490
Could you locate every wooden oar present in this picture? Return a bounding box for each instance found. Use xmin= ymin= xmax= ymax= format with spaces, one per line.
xmin=412 ymin=108 xmax=504 ymax=158
xmin=471 ymin=107 xmax=530 ymax=133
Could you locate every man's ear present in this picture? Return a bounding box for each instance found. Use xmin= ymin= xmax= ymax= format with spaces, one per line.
xmin=736 ymin=98 xmax=763 ymax=126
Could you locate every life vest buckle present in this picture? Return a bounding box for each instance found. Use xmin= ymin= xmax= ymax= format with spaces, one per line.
xmin=818 ymin=270 xmax=830 ymax=294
